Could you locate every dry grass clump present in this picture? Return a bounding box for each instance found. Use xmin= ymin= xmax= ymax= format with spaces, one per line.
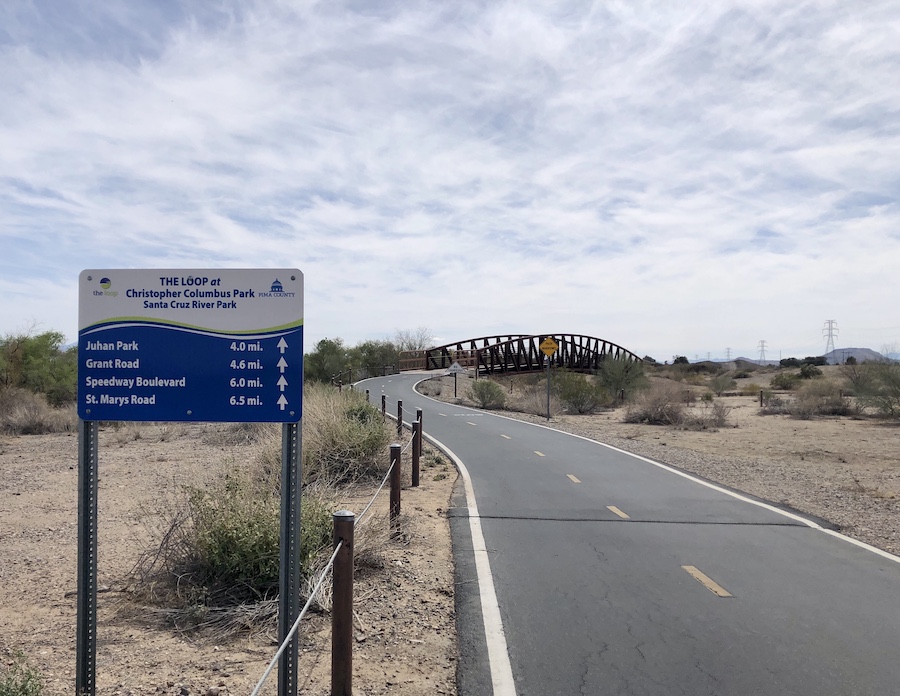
xmin=624 ymin=382 xmax=686 ymax=425
xmin=508 ymin=384 xmax=562 ymax=417
xmin=624 ymin=382 xmax=731 ymax=430
xmin=130 ymin=383 xmax=398 ymax=636
xmin=0 ymin=387 xmax=77 ymax=435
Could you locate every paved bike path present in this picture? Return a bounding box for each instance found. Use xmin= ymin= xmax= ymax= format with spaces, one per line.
xmin=360 ymin=374 xmax=900 ymax=696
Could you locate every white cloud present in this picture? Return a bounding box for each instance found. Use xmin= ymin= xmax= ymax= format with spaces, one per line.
xmin=1 ymin=0 xmax=899 ymax=361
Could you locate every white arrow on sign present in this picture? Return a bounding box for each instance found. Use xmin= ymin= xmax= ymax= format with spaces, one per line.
xmin=278 ymin=395 xmax=289 ymax=410
xmin=277 ymin=357 xmax=288 ymax=373
xmin=278 ymin=375 xmax=288 ymax=392
xmin=277 ymin=338 xmax=289 ymax=354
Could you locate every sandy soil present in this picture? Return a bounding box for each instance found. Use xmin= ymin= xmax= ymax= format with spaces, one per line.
xmin=0 ymin=422 xmax=457 ymax=695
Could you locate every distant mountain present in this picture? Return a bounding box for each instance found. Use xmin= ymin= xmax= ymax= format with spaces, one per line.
xmin=824 ymin=347 xmax=886 ymax=364
xmin=734 ymin=357 xmax=780 ymax=366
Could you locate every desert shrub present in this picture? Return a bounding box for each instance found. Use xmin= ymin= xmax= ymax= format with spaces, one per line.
xmin=0 ymin=330 xmax=77 ymax=406
xmin=759 ymin=392 xmax=790 ymax=415
xmin=789 ymin=381 xmax=851 ymax=419
xmin=624 ymin=382 xmax=685 ymax=425
xmin=733 ymin=370 xmax=753 ymax=379
xmin=287 ymin=383 xmax=393 ymax=483
xmin=595 ymin=358 xmax=647 ymax=401
xmin=136 ymin=463 xmax=335 ymax=609
xmin=0 ymin=388 xmax=77 ymax=435
xmin=741 ymin=382 xmax=762 ymax=396
xmin=708 ymin=373 xmax=737 ymax=396
xmin=681 ymin=401 xmax=732 ymax=430
xmin=553 ymin=371 xmax=606 ymax=414
xmin=509 ymin=384 xmax=562 ymax=417
xmin=469 ymin=379 xmax=506 ymax=409
xmin=0 ymin=651 xmax=43 ymax=696
xmin=673 ymin=356 xmax=689 ymax=365
xmin=852 ymin=361 xmax=900 ymax=419
xmin=799 ymin=363 xmax=823 ymax=379
xmin=770 ymin=372 xmax=801 ymax=390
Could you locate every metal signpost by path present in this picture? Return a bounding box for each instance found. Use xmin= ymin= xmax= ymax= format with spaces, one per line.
xmin=447 ymin=361 xmax=465 ymax=397
xmin=540 ymin=337 xmax=558 ymax=420
xmin=77 ymin=269 xmax=303 ymax=696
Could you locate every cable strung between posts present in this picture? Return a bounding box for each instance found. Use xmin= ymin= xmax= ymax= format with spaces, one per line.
xmin=356 ymin=457 xmax=396 ymax=527
xmin=250 ymin=541 xmax=344 ymax=696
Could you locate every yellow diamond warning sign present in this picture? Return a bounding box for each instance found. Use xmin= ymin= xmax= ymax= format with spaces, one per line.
xmin=540 ymin=337 xmax=559 ymax=357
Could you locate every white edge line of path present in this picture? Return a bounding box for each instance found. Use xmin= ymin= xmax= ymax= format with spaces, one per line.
xmin=424 ymin=429 xmax=518 ymax=696
xmin=402 ymin=379 xmax=900 ymax=567
xmin=371 ymin=379 xmax=517 ymax=695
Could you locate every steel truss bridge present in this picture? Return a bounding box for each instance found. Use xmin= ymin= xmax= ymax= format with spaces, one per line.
xmin=399 ymin=334 xmax=642 ymax=375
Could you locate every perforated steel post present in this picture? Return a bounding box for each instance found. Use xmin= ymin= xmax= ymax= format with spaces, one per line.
xmin=278 ymin=422 xmax=302 ymax=696
xmin=76 ymin=419 xmax=99 ymax=696
xmin=331 ymin=511 xmax=355 ymax=696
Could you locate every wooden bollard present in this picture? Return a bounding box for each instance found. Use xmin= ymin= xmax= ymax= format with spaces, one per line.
xmin=381 ymin=394 xmax=386 ymax=421
xmin=390 ymin=443 xmax=401 ymax=531
xmin=412 ymin=420 xmax=420 ymax=488
xmin=331 ymin=511 xmax=355 ymax=696
xmin=397 ymin=400 xmax=403 ymax=437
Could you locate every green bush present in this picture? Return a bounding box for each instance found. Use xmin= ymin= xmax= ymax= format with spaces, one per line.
xmin=178 ymin=470 xmax=334 ymax=605
xmin=707 ymin=373 xmax=737 ymax=396
xmin=0 ymin=330 xmax=77 ymax=406
xmin=799 ymin=363 xmax=823 ymax=379
xmin=595 ymin=358 xmax=647 ymax=401
xmin=553 ymin=371 xmax=606 ymax=414
xmin=770 ymin=372 xmax=801 ymax=390
xmin=469 ymin=380 xmax=506 ymax=409
xmin=0 ymin=651 xmax=43 ymax=696
xmin=851 ymin=361 xmax=900 ymax=419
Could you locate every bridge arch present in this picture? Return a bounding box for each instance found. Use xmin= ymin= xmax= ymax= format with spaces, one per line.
xmin=400 ymin=334 xmax=642 ymax=375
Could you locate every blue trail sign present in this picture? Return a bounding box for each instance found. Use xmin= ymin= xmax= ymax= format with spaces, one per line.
xmin=78 ymin=269 xmax=303 ymax=422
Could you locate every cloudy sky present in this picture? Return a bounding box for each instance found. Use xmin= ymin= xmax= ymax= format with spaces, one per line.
xmin=2 ymin=0 xmax=899 ymax=361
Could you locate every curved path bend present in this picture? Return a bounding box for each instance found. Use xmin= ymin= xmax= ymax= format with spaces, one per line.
xmin=358 ymin=373 xmax=900 ymax=696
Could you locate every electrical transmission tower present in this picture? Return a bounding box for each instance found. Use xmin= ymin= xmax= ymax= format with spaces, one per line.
xmin=757 ymin=340 xmax=767 ymax=364
xmin=823 ymin=320 xmax=839 ymax=358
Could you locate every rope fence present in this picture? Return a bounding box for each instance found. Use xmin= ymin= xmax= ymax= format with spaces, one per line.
xmin=251 ymin=393 xmax=425 ymax=695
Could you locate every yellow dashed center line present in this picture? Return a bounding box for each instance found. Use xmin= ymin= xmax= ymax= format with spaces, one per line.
xmin=607 ymin=505 xmax=630 ymax=519
xmin=566 ymin=474 xmax=581 ymax=484
xmin=534 ymin=451 xmax=545 ymax=457
xmin=500 ymin=434 xmax=511 ymax=440
xmin=682 ymin=565 xmax=733 ymax=597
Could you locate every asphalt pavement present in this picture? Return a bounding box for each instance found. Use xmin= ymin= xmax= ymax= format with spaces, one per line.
xmin=357 ymin=373 xmax=900 ymax=696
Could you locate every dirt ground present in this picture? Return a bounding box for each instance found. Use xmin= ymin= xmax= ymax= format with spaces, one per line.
xmin=0 ymin=422 xmax=458 ymax=695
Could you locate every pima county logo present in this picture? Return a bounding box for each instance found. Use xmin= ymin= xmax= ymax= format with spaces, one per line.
xmin=92 ymin=277 xmax=118 ymax=297
xmin=259 ymin=278 xmax=296 ymax=298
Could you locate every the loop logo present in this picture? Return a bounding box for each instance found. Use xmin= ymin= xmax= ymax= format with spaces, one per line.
xmin=93 ymin=277 xmax=118 ymax=297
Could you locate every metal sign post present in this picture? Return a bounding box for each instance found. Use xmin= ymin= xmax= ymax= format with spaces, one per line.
xmin=540 ymin=337 xmax=559 ymax=420
xmin=447 ymin=361 xmax=465 ymax=398
xmin=76 ymin=269 xmax=303 ymax=696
